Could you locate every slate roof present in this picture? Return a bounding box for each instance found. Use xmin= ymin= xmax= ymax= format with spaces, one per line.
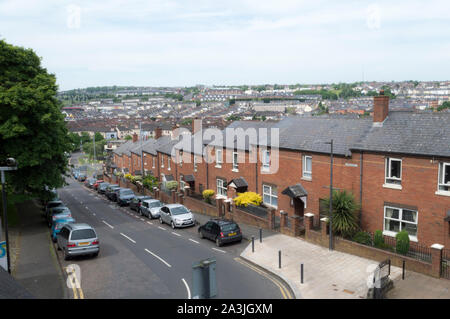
xmin=183 ymin=174 xmax=195 ymax=182
xmin=229 ymin=177 xmax=248 ymax=188
xmin=351 ymin=111 xmax=450 ymax=158
xmin=281 ymin=183 xmax=308 ymax=198
xmin=113 ymin=140 xmax=134 ymax=155
xmin=155 ymin=136 xmax=179 ymax=156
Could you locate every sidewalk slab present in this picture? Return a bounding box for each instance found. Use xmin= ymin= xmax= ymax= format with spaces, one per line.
xmin=11 ymin=200 xmax=66 ymax=299
xmin=386 ymin=271 xmax=450 ymax=299
xmin=241 ymin=233 xmax=403 ymax=299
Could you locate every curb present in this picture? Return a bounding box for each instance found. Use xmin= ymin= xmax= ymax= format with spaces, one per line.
xmin=239 ymin=254 xmax=299 ymax=299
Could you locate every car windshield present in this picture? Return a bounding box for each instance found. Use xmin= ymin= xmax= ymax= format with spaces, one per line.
xmin=70 ymin=229 xmax=96 ymax=240
xmin=120 ymin=190 xmax=134 ymax=196
xmin=149 ymin=201 xmax=162 ymax=208
xmin=221 ymin=223 xmax=239 ymax=232
xmin=48 ymin=202 xmax=63 ymax=208
xmin=139 ymin=196 xmax=151 ymax=200
xmin=170 ymin=206 xmax=189 ymax=215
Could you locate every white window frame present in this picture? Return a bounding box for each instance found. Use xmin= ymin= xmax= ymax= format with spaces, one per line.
xmin=262 ymin=184 xmax=278 ymax=208
xmin=383 ymin=205 xmax=418 ymax=241
xmin=384 ymin=157 xmax=402 ymax=188
xmin=168 ymin=156 xmax=171 ymax=170
xmin=216 ymin=178 xmax=227 ymax=196
xmin=180 ymin=175 xmax=185 ymax=191
xmin=302 ymin=155 xmax=312 ymax=180
xmin=262 ymin=150 xmax=270 ymax=172
xmin=437 ymin=162 xmax=450 ymax=195
xmin=179 ymin=150 xmax=183 ymax=167
xmin=193 ymin=155 xmax=198 ymax=172
xmin=152 ymin=156 xmax=155 ymax=168
xmin=215 ymin=148 xmax=222 ymax=168
xmin=161 ymin=154 xmax=164 ymax=168
xmin=232 ymin=151 xmax=239 ymax=171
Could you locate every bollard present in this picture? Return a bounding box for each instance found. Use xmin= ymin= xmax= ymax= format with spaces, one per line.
xmin=301 ymin=263 xmax=304 ymax=284
xmin=402 ymin=260 xmax=405 ymax=280
xmin=252 ymin=236 xmax=254 ymax=253
xmin=278 ymin=250 xmax=281 ymax=269
xmin=259 ymin=228 xmax=262 ymax=243
xmin=388 ymin=259 xmax=391 ymax=276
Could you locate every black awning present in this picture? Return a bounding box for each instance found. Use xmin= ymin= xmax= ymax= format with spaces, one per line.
xmin=229 ymin=177 xmax=248 ymax=189
xmin=445 ymin=210 xmax=450 ymax=222
xmin=184 ymin=174 xmax=195 ymax=182
xmin=164 ymin=174 xmax=174 ymax=181
xmin=134 ymin=170 xmax=142 ymax=176
xmin=282 ymin=183 xmax=308 ymax=198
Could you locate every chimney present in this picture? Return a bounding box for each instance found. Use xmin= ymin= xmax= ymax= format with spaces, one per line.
xmin=191 ymin=117 xmax=202 ymax=135
xmin=373 ymin=90 xmax=390 ymax=124
xmin=132 ymin=132 xmax=138 ymax=143
xmin=155 ymin=127 xmax=162 ymax=139
xmin=171 ymin=124 xmax=179 ymax=140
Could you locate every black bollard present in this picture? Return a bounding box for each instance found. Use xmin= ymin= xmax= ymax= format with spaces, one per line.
xmin=278 ymin=250 xmax=281 ymax=269
xmin=252 ymin=236 xmax=254 ymax=253
xmin=301 ymin=263 xmax=304 ymax=284
xmin=259 ymin=228 xmax=262 ymax=243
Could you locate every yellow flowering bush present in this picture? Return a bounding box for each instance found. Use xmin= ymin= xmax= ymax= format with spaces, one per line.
xmin=233 ymin=192 xmax=262 ymax=207
xmin=202 ymin=189 xmax=215 ymax=204
xmin=124 ymin=173 xmax=132 ymax=180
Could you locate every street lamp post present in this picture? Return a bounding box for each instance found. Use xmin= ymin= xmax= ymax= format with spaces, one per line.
xmin=325 ymin=140 xmax=334 ymax=251
xmin=0 ymin=159 xmax=18 ymax=274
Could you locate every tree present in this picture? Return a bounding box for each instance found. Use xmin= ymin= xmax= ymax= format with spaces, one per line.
xmin=124 ymin=135 xmax=132 ymax=141
xmin=322 ymin=190 xmax=360 ymax=238
xmin=0 ymin=40 xmax=72 ymax=199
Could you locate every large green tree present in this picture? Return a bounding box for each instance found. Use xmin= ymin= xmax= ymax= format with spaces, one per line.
xmin=0 ymin=40 xmax=72 ymax=198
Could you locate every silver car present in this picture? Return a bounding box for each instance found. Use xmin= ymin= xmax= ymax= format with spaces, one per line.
xmin=139 ymin=199 xmax=163 ymax=219
xmin=159 ymin=204 xmax=195 ymax=229
xmin=57 ymin=223 xmax=99 ymax=260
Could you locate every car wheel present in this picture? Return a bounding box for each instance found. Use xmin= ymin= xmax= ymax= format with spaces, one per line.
xmin=198 ymin=230 xmax=204 ymax=239
xmin=159 ymin=217 xmax=163 ymax=224
xmin=171 ymin=221 xmax=176 ymax=229
xmin=92 ymin=252 xmax=99 ymax=258
xmin=215 ymin=237 xmax=222 ymax=247
xmin=63 ymin=249 xmax=70 ymax=261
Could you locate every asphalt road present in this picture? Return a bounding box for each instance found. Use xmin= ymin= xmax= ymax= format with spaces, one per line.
xmin=55 ymin=175 xmax=288 ymax=299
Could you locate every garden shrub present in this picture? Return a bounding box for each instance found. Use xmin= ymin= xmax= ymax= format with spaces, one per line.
xmin=202 ymin=189 xmax=215 ymax=204
xmin=143 ymin=175 xmax=158 ymax=189
xmin=373 ymin=230 xmax=385 ymax=248
xmin=352 ymin=231 xmax=372 ymax=246
xmin=165 ymin=181 xmax=178 ymax=190
xmin=233 ymin=192 xmax=262 ymax=207
xmin=395 ymin=230 xmax=410 ymax=255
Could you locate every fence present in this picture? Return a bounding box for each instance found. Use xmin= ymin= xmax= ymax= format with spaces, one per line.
xmin=442 ymin=249 xmax=450 ymax=280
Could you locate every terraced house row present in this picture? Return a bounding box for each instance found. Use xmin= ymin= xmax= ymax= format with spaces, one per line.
xmin=111 ymin=93 xmax=450 ymax=247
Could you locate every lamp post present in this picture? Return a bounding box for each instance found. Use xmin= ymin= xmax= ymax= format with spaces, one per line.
xmin=325 ymin=140 xmax=334 ymax=251
xmin=1 ymin=158 xmax=18 ymax=273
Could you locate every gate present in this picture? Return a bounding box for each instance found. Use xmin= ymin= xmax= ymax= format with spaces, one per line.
xmin=272 ymin=215 xmax=280 ymax=231
xmin=442 ymin=249 xmax=450 ymax=280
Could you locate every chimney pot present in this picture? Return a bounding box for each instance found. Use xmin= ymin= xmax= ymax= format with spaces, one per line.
xmin=373 ymin=93 xmax=390 ymax=124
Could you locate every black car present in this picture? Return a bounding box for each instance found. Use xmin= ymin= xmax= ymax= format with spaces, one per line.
xmin=198 ymin=219 xmax=242 ymax=247
xmin=110 ymin=187 xmax=124 ymax=202
xmin=85 ymin=178 xmax=96 ymax=188
xmin=129 ymin=195 xmax=152 ymax=211
xmin=105 ymin=185 xmax=121 ymax=201
xmin=78 ymin=173 xmax=87 ymax=182
xmin=117 ymin=188 xmax=135 ymax=206
xmin=97 ymin=182 xmax=110 ymax=194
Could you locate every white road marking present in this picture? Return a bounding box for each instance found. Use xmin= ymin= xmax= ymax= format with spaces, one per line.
xmin=181 ymin=278 xmax=191 ymax=299
xmin=158 ymin=226 xmax=166 ymax=231
xmin=212 ymin=248 xmax=226 ymax=253
xmin=189 ymin=239 xmax=199 ymax=244
xmin=140 ymin=218 xmax=145 ymax=221
xmin=144 ymin=249 xmax=172 ymax=268
xmin=147 ymin=221 xmax=153 ymax=225
xmin=120 ymin=233 xmax=136 ymax=244
xmin=172 ymin=232 xmax=181 ymax=237
xmin=102 ymin=220 xmax=114 ymax=229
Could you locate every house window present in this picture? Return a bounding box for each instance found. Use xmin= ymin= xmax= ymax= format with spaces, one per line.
xmin=303 ymin=155 xmax=312 ymax=179
xmin=384 ymin=206 xmax=418 ymax=239
xmin=194 ymin=155 xmax=198 ymax=172
xmin=180 ymin=175 xmax=185 ymax=191
xmin=232 ymin=151 xmax=238 ymax=171
xmin=263 ymin=184 xmax=278 ymax=208
xmin=161 ymin=155 xmax=164 ymax=168
xmin=216 ymin=149 xmax=222 ymax=168
xmin=152 ymin=156 xmax=155 ymax=168
xmin=217 ymin=178 xmax=227 ymax=196
xmin=262 ymin=150 xmax=270 ymax=171
xmin=438 ymin=162 xmax=450 ymax=192
xmin=179 ymin=150 xmax=183 ymax=167
xmin=168 ymin=156 xmax=171 ymax=170
xmin=385 ymin=157 xmax=402 ymax=185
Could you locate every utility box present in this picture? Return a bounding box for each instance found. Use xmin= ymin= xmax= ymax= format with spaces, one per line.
xmin=192 ymin=257 xmax=217 ymax=299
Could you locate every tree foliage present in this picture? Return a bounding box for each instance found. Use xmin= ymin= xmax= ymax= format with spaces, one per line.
xmin=322 ymin=190 xmax=360 ymax=238
xmin=0 ymin=40 xmax=72 ymax=198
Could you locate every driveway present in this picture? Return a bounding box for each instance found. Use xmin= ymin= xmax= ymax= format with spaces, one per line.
xmin=241 ymin=233 xmax=403 ymax=299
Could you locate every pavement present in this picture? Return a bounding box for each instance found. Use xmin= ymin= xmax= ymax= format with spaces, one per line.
xmin=10 ymin=199 xmax=66 ymax=299
xmin=386 ymin=271 xmax=450 ymax=299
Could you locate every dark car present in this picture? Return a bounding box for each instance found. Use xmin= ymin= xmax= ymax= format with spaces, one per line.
xmin=198 ymin=219 xmax=242 ymax=247
xmin=93 ymin=180 xmax=104 ymax=190
xmin=110 ymin=187 xmax=124 ymax=202
xmin=105 ymin=185 xmax=120 ymax=201
xmin=129 ymin=195 xmax=152 ymax=212
xmin=85 ymin=178 xmax=96 ymax=188
xmin=117 ymin=188 xmax=135 ymax=206
xmin=78 ymin=173 xmax=87 ymax=182
xmin=44 ymin=200 xmax=65 ymax=217
xmin=97 ymin=182 xmax=110 ymax=194
xmin=46 ymin=206 xmax=71 ymax=227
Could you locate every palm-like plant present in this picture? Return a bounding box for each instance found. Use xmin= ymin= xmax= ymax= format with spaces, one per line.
xmin=322 ymin=190 xmax=360 ymax=238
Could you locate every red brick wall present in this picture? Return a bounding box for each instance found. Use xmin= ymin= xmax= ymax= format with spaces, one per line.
xmin=360 ymin=152 xmax=450 ymax=247
xmin=184 ymin=196 xmax=219 ymax=217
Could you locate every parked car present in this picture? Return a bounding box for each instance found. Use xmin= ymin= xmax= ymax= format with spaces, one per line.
xmin=51 ymin=210 xmax=73 ymax=227
xmin=51 ymin=217 xmax=75 ymax=242
xmin=198 ymin=219 xmax=242 ymax=247
xmin=85 ymin=178 xmax=96 ymax=188
xmin=56 ymin=223 xmax=99 ymax=260
xmin=105 ymin=184 xmax=120 ymax=200
xmin=117 ymin=188 xmax=135 ymax=206
xmin=129 ymin=195 xmax=152 ymax=212
xmin=44 ymin=200 xmax=65 ymax=217
xmin=97 ymin=182 xmax=110 ymax=194
xmin=72 ymin=169 xmax=80 ymax=179
xmin=159 ymin=204 xmax=195 ymax=229
xmin=46 ymin=206 xmax=71 ymax=227
xmin=78 ymin=173 xmax=87 ymax=182
xmin=139 ymin=199 xmax=163 ymax=218
xmin=93 ymin=180 xmax=104 ymax=190
xmin=110 ymin=187 xmax=124 ymax=202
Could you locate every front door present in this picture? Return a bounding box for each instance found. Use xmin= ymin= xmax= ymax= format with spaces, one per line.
xmin=293 ymin=198 xmax=304 ymax=217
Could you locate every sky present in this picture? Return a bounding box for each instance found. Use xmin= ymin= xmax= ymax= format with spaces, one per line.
xmin=1 ymin=0 xmax=449 ymax=91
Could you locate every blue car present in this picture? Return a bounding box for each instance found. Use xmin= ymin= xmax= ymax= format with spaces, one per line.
xmin=51 ymin=217 xmax=76 ymax=242
xmin=50 ymin=211 xmax=73 ymax=228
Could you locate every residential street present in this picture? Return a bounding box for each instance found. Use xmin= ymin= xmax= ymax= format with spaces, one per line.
xmin=55 ymin=175 xmax=291 ymax=299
